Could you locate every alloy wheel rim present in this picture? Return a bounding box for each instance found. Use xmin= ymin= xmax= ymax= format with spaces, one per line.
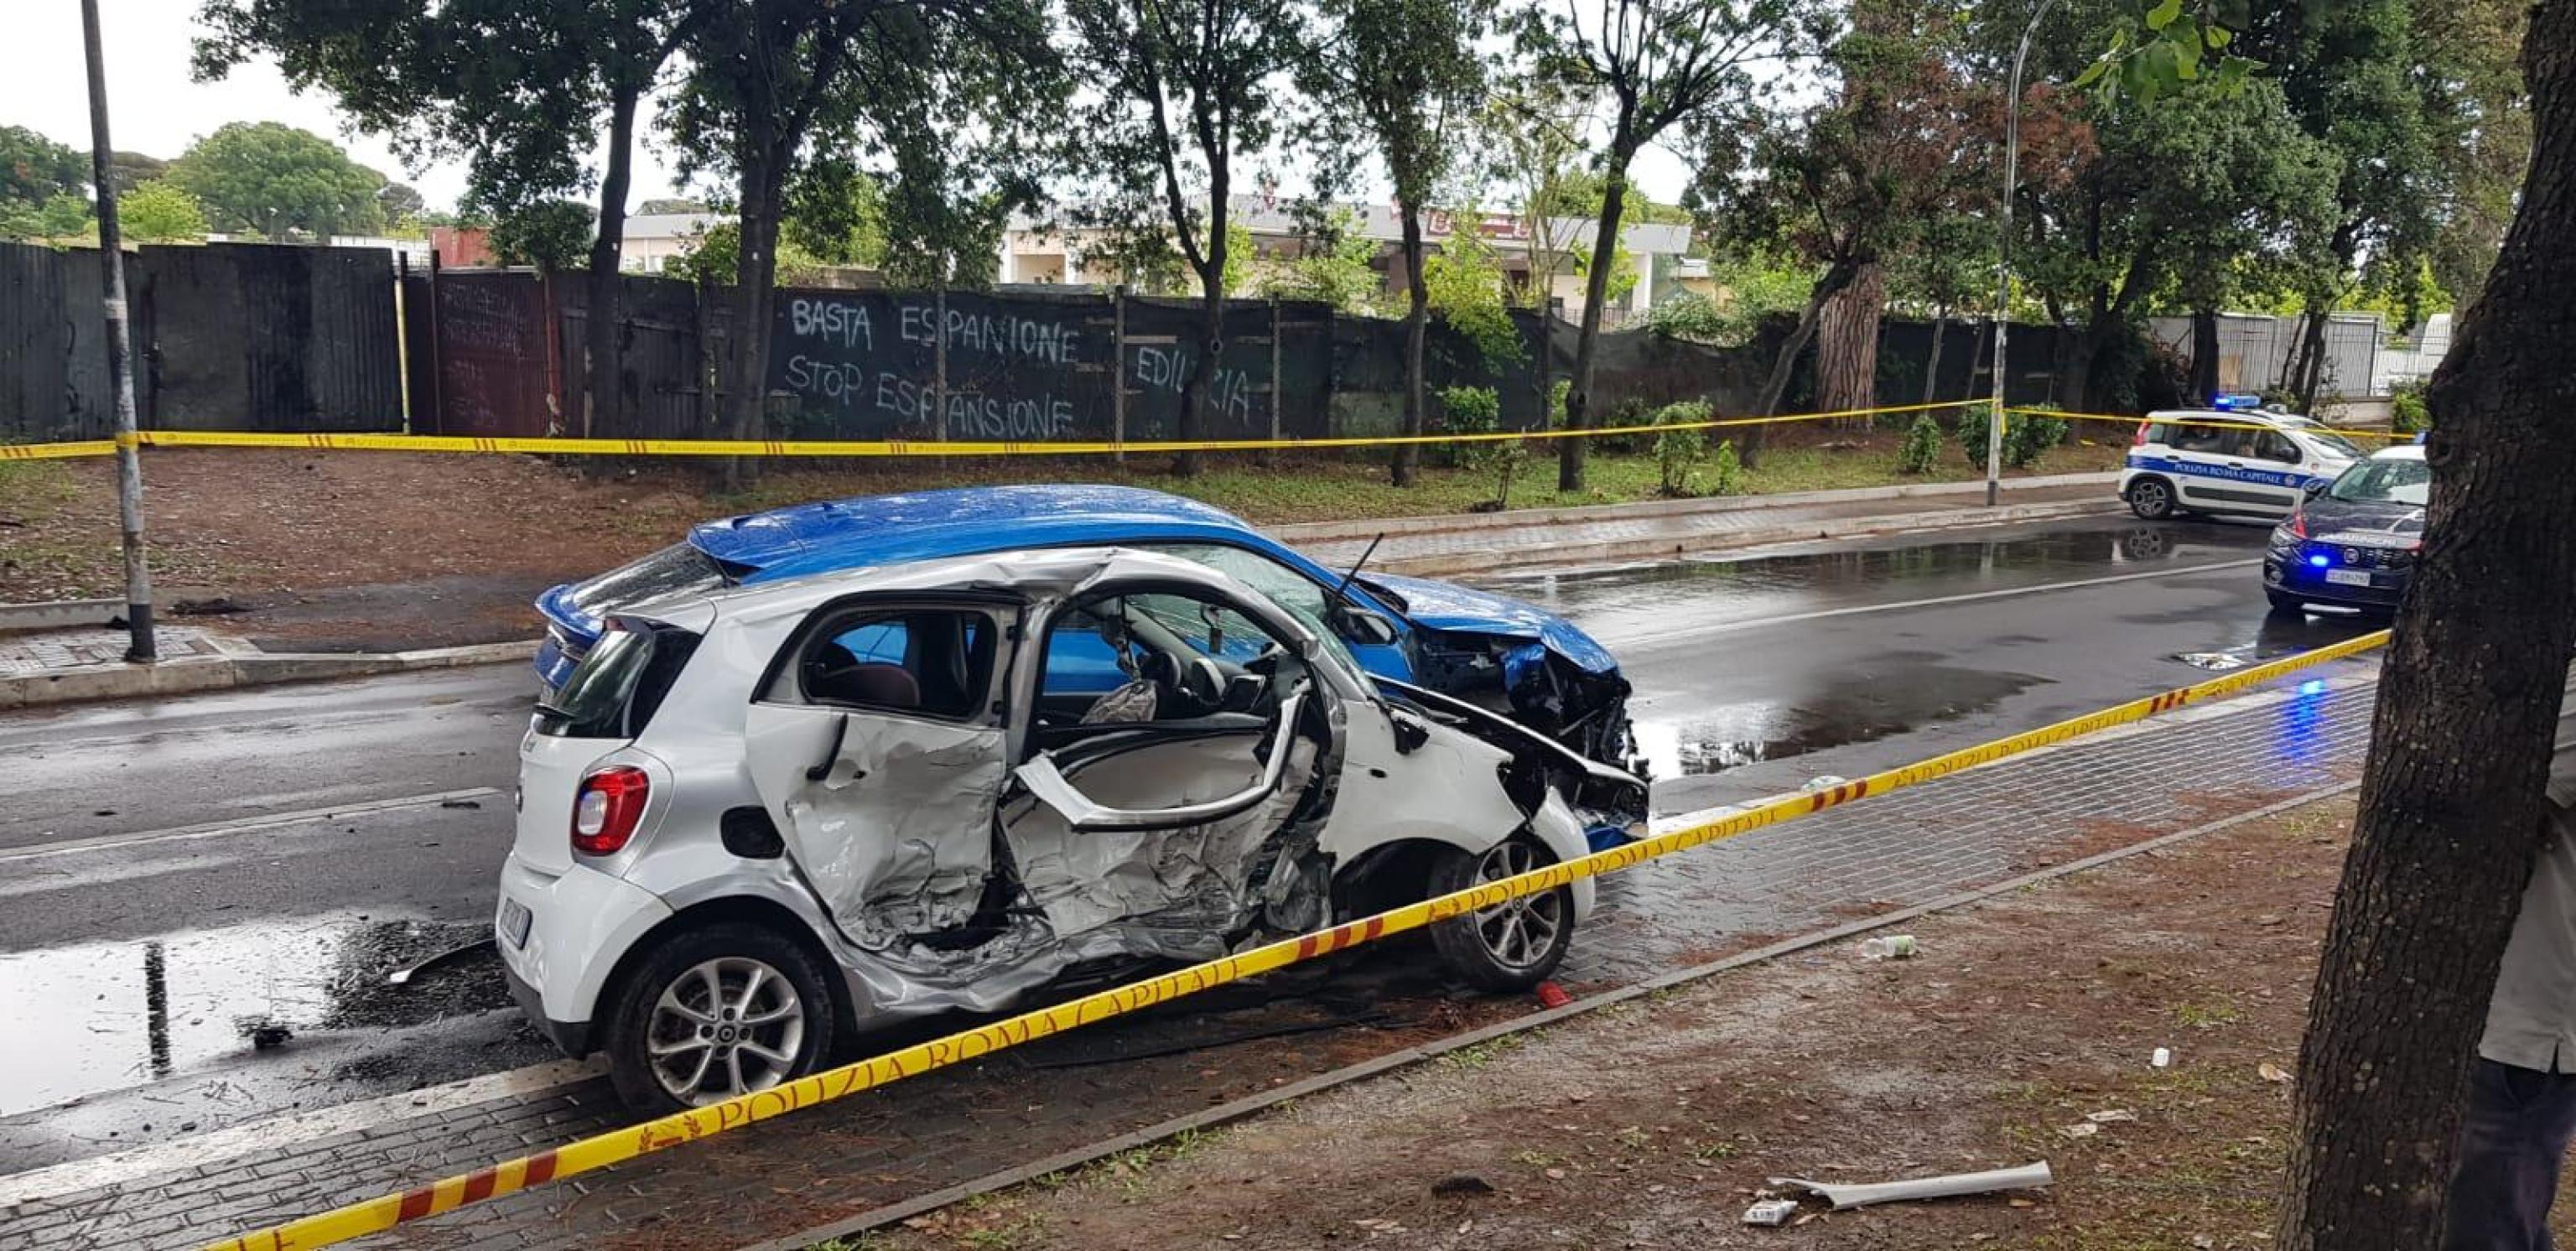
xmin=1471 ymin=841 xmax=1565 ymax=972
xmin=647 ymin=956 xmax=806 ymax=1106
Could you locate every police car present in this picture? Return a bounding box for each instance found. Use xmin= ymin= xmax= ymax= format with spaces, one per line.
xmin=2120 ymin=396 xmax=2367 ymax=522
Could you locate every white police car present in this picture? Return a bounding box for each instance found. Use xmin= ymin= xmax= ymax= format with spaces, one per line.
xmin=2120 ymin=396 xmax=2366 ymax=522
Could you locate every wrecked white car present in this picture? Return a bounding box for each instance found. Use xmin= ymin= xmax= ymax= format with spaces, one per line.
xmin=496 ymin=547 xmax=1646 ymax=1113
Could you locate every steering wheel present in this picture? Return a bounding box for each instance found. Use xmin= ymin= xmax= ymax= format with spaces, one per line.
xmin=1179 ymin=656 xmax=1225 ymax=709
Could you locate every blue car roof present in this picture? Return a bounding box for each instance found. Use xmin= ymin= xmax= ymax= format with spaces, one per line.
xmin=694 ymin=484 xmax=1275 ymax=584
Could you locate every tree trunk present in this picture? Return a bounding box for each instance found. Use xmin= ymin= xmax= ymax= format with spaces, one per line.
xmin=2293 ymin=304 xmax=2333 ymax=412
xmin=1175 ymin=183 xmax=1226 ymax=479
xmin=1920 ymin=310 xmax=1949 ymax=405
xmin=1393 ymin=202 xmax=1429 ymax=487
xmin=2189 ymin=307 xmax=2221 ymax=402
xmin=2061 ymin=308 xmax=2122 ymax=414
xmin=721 ymin=141 xmax=784 ymax=493
xmin=1814 ymin=260 xmax=1886 ymax=418
xmin=2276 ymin=8 xmax=2576 ymax=1248
xmin=581 ymin=80 xmax=643 ymax=440
xmin=1748 ymin=259 xmax=1858 ymax=470
xmin=1559 ymin=151 xmax=1633 ymax=493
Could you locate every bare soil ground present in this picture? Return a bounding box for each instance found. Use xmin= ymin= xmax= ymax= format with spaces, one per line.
xmin=0 ymin=432 xmax=2124 ymax=649
xmin=858 ymin=795 xmax=2576 ymax=1251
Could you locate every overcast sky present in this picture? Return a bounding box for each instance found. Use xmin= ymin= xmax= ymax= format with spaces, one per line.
xmin=4 ymin=0 xmax=1696 ymax=219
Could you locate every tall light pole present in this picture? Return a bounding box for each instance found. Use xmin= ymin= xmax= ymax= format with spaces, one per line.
xmin=1987 ymin=0 xmax=2059 ymax=508
xmin=80 ymin=0 xmax=155 ymax=662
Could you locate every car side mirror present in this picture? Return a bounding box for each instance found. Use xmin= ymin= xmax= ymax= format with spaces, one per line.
xmin=1336 ymin=608 xmax=1400 ymax=646
xmin=2303 ymin=479 xmax=2329 ymax=497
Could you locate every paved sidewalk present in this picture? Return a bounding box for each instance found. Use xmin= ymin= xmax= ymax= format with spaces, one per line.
xmin=0 ymin=652 xmax=2377 ymax=1251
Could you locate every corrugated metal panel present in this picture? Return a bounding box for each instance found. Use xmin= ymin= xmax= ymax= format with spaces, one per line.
xmin=426 ymin=270 xmax=557 ymax=437
xmin=563 ymin=274 xmax=714 ymax=441
xmin=0 ymin=241 xmax=109 ymax=442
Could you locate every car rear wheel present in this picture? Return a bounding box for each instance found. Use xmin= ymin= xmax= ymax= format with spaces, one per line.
xmin=1428 ymin=838 xmax=1575 ymax=992
xmin=2127 ymin=477 xmax=2178 ymax=521
xmin=605 ymin=922 xmax=838 ymax=1114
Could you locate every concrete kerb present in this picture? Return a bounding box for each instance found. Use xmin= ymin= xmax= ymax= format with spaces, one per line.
xmin=743 ymin=773 xmax=2366 ymax=1251
xmin=0 ymin=639 xmax=539 ymax=711
xmin=0 ymin=598 xmax=122 ymax=635
xmin=1274 ymin=471 xmax=2121 ymax=546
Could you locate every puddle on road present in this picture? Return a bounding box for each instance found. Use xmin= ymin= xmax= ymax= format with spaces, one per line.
xmin=1483 ymin=523 xmax=2241 ymax=630
xmin=1633 ymin=663 xmax=2049 ymax=776
xmin=0 ymin=916 xmax=508 ymax=1119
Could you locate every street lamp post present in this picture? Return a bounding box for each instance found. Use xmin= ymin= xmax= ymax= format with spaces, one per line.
xmin=80 ymin=0 xmax=156 ymax=662
xmin=1988 ymin=0 xmax=2060 ymax=508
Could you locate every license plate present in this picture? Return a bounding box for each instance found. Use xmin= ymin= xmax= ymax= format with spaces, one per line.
xmin=2325 ymin=569 xmax=2372 ymax=587
xmin=498 ymin=898 xmax=533 ymax=948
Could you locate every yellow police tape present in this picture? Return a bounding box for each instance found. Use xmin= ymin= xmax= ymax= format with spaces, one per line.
xmin=0 ymin=439 xmax=118 ymax=461
xmin=6 ymin=400 xmax=2407 ymax=460
xmin=13 ymin=399 xmax=1976 ymax=461
xmin=201 ymin=625 xmax=2392 ymax=1251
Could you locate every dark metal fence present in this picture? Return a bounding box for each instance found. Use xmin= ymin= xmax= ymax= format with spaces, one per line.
xmin=8 ymin=240 xmax=2140 ymax=449
xmin=0 ymin=240 xmax=401 ymax=441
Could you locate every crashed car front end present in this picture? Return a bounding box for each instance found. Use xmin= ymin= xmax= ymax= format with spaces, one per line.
xmin=1353 ymin=573 xmax=1644 ymax=833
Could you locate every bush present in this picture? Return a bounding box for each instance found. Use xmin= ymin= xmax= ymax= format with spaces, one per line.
xmin=1707 ymin=439 xmax=1744 ymax=496
xmin=1649 ymin=400 xmax=1713 ymax=496
xmin=1955 ymin=404 xmax=2065 ymax=470
xmin=1439 ymin=385 xmax=1524 ymax=510
xmin=2392 ymin=380 xmax=2431 ymax=434
xmin=2007 ymin=408 xmax=2070 ymax=468
xmin=1898 ymin=414 xmax=1944 ymax=475
xmin=1957 ymin=405 xmax=1993 ymax=468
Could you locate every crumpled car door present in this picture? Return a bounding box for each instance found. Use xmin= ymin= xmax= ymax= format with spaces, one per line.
xmin=1000 ymin=687 xmax=1344 ymax=960
xmin=740 ymin=606 xmax=1016 ymax=950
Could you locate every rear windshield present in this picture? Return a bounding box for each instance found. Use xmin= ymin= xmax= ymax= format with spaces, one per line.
xmin=535 ymin=622 xmax=700 ymax=739
xmin=565 ymin=543 xmax=730 ymax=616
xmin=2329 ymin=457 xmax=2432 ymax=506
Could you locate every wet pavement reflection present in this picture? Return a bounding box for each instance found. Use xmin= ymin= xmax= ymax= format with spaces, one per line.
xmin=0 ymin=915 xmax=506 ymax=1119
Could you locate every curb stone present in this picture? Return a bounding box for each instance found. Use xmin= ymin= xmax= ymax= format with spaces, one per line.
xmin=0 ymin=640 xmax=539 ymax=711
xmin=738 ymin=776 xmax=2360 ymax=1251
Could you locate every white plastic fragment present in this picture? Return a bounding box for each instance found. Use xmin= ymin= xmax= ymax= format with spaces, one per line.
xmin=2153 ymin=1046 xmax=2174 ymax=1068
xmin=1742 ymin=1198 xmax=1800 ymax=1226
xmin=1768 ymin=1162 xmax=2054 ymax=1211
xmin=1860 ymin=935 xmax=1919 ymax=960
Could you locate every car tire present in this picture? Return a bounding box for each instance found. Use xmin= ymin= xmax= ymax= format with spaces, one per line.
xmin=2266 ymin=589 xmax=2307 ymax=615
xmin=2127 ymin=476 xmax=2179 ymax=521
xmin=604 ymin=921 xmax=839 ymax=1115
xmin=1427 ymin=837 xmax=1576 ymax=993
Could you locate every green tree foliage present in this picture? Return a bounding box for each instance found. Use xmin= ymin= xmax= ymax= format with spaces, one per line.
xmin=1646 ymin=249 xmax=1815 ymax=346
xmin=1065 ymin=0 xmax=1308 ymax=473
xmin=36 ymin=194 xmax=95 ymax=240
xmin=107 ymin=151 xmax=170 ymax=197
xmin=120 ymin=181 xmax=211 ymax=242
xmin=377 ymin=181 xmax=424 ymax=223
xmin=1302 ymin=0 xmax=1493 ymax=485
xmin=164 ymin=122 xmax=385 ymax=239
xmin=1515 ymin=0 xmax=1812 ymax=491
xmin=1424 ymin=221 xmax=1524 ymax=369
xmin=639 ymin=198 xmax=710 ymax=215
xmin=0 ymin=126 xmax=86 ymax=208
xmin=491 ymin=199 xmax=595 ymax=269
xmin=665 ymin=220 xmax=834 ymax=288
xmin=1259 ymin=213 xmax=1383 ymax=313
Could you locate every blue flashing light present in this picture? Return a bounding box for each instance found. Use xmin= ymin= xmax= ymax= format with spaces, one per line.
xmin=2299 ymin=678 xmax=2329 ymax=696
xmin=2213 ymin=393 xmax=2264 ymax=412
xmin=2307 ymin=553 xmax=2332 ymax=568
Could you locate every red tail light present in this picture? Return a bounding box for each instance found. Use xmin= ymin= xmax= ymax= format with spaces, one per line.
xmin=571 ymin=766 xmax=651 ymax=855
xmin=2286 ymin=510 xmax=2308 ymax=539
xmin=2132 ymin=422 xmax=2149 ymax=447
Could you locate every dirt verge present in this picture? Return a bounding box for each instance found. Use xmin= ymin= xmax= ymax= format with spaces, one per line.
xmin=855 ymin=794 xmax=2576 ymax=1251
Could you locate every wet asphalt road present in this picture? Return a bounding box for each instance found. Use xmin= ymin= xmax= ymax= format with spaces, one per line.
xmin=0 ymin=512 xmax=2383 ymax=1171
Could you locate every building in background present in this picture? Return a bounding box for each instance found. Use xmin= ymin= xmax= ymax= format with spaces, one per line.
xmin=620 ymin=211 xmax=727 ymax=274
xmin=1000 ymin=196 xmax=1694 ymax=324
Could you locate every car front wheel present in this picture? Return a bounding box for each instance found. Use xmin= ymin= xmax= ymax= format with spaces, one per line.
xmin=605 ymin=922 xmax=839 ymax=1114
xmin=1428 ymin=838 xmax=1575 ymax=992
xmin=2127 ymin=477 xmax=2178 ymax=521
xmin=2266 ymin=588 xmax=2307 ymax=615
